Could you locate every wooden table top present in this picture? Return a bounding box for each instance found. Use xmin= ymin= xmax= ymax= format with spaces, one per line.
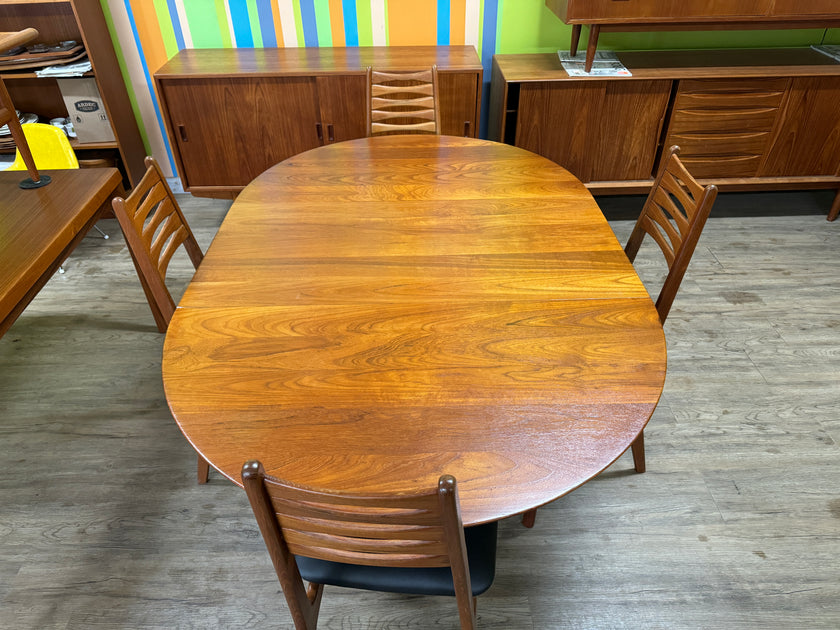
xmin=0 ymin=168 xmax=122 ymax=337
xmin=162 ymin=136 xmax=666 ymax=525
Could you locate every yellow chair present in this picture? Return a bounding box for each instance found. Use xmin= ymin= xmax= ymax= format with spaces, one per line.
xmin=8 ymin=122 xmax=79 ymax=170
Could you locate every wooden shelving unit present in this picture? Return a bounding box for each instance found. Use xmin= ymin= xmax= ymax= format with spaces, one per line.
xmin=0 ymin=0 xmax=145 ymax=187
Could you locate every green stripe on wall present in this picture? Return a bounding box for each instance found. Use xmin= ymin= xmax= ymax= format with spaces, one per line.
xmin=315 ymin=0 xmax=333 ymax=47
xmin=151 ymin=0 xmax=179 ymax=57
xmin=294 ymin=2 xmax=306 ymax=47
xmin=356 ymin=0 xmax=373 ymax=47
xmin=247 ymin=0 xmax=263 ymax=47
xmin=182 ymin=0 xmax=226 ymax=47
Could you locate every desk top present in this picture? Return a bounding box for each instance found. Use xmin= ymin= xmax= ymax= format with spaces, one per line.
xmin=162 ymin=136 xmax=666 ymax=525
xmin=0 ymin=168 xmax=122 ymax=335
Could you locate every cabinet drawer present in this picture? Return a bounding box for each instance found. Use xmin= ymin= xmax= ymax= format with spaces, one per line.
xmin=675 ymin=78 xmax=787 ymax=109
xmin=667 ymin=131 xmax=771 ymax=157
xmin=563 ymin=0 xmax=771 ymax=20
xmin=668 ymin=107 xmax=780 ymax=134
xmin=679 ymin=154 xmax=763 ymax=179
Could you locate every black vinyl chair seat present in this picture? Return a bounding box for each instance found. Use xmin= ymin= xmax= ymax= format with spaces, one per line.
xmin=296 ymin=521 xmax=498 ymax=597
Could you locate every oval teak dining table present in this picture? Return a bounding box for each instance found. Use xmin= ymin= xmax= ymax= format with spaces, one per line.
xmin=162 ymin=135 xmax=666 ymax=526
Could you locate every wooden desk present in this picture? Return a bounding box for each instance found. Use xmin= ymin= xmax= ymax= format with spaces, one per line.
xmin=162 ymin=136 xmax=667 ymax=525
xmin=0 ymin=168 xmax=122 ymax=337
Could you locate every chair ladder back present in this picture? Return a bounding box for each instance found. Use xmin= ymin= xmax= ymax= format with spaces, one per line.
xmin=242 ymin=462 xmax=477 ymax=630
xmin=625 ymin=146 xmax=717 ymax=323
xmin=367 ymin=66 xmax=440 ymax=136
xmin=266 ymin=478 xmax=456 ymax=568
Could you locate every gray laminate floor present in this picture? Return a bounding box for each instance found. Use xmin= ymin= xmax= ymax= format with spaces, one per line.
xmin=1 ymin=191 xmax=838 ymax=629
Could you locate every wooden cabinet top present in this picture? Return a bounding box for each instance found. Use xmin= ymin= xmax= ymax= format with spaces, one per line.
xmin=546 ymin=0 xmax=840 ymax=24
xmin=155 ymin=46 xmax=482 ymax=79
xmin=494 ymin=48 xmax=840 ymax=82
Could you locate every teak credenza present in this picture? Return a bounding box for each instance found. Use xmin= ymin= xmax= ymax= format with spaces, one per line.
xmin=489 ymin=48 xmax=840 ymax=220
xmin=155 ymin=46 xmax=483 ymax=198
xmin=545 ymin=0 xmax=840 ymax=72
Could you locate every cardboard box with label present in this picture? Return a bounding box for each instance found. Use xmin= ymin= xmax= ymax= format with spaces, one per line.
xmin=57 ymin=78 xmax=115 ymax=144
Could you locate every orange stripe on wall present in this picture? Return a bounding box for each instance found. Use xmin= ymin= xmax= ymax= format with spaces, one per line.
xmin=329 ymin=0 xmax=345 ymax=47
xmin=128 ymin=0 xmax=169 ymax=74
xmin=271 ymin=0 xmax=285 ymax=47
xmin=388 ymin=0 xmax=437 ymax=46
xmin=450 ymin=0 xmax=466 ymax=46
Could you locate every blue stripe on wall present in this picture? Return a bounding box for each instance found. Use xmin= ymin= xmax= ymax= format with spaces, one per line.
xmin=343 ymin=0 xmax=359 ymax=46
xmin=229 ymin=0 xmax=254 ymax=47
xmin=479 ymin=0 xmax=499 ymax=139
xmin=121 ymin=0 xmax=176 ymax=172
xmin=256 ymin=0 xmax=277 ymax=47
xmin=165 ymin=0 xmax=186 ymax=50
xmin=437 ymin=0 xmax=450 ymax=46
xmin=300 ymin=0 xmax=320 ymax=47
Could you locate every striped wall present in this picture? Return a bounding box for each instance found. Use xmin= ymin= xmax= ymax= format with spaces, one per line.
xmin=103 ymin=0 xmax=507 ymax=176
xmin=101 ymin=0 xmax=840 ymax=178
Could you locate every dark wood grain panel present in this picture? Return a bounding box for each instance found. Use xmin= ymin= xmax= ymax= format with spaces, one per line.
xmin=160 ymin=77 xmax=321 ymax=189
xmin=315 ymin=74 xmax=367 ymax=143
xmin=760 ymin=76 xmax=840 ymax=177
xmin=770 ymin=0 xmax=840 ymax=16
xmin=679 ymin=154 xmax=763 ymax=178
xmin=668 ymin=108 xmax=781 ymax=134
xmin=516 ymin=80 xmax=669 ymax=182
xmin=438 ymin=71 xmax=480 ymax=137
xmin=556 ymin=0 xmax=772 ymax=21
xmin=666 ymin=131 xmax=772 ymax=157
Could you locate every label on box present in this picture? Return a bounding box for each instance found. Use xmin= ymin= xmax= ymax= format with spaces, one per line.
xmin=57 ymin=78 xmax=116 ymax=143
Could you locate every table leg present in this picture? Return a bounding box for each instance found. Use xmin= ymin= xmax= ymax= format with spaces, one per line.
xmin=828 ymin=188 xmax=840 ymax=222
xmin=570 ymin=25 xmax=582 ymax=57
xmin=584 ymin=25 xmax=601 ymax=73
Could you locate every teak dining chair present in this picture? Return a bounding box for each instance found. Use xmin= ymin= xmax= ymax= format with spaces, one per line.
xmin=522 ymin=145 xmax=717 ymax=528
xmin=112 ymin=156 xmax=211 ymax=483
xmin=366 ymin=66 xmax=440 ymax=136
xmin=242 ymin=461 xmax=498 ymax=629
xmin=622 ymin=145 xmax=717 ymax=473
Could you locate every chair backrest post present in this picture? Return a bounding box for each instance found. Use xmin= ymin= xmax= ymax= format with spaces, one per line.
xmin=437 ymin=475 xmax=477 ymax=629
xmin=624 ymin=145 xmax=718 ymax=324
xmin=242 ymin=461 xmax=324 ymax=630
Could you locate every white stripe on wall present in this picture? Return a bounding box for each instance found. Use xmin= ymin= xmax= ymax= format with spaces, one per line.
xmin=277 ymin=0 xmax=298 ymax=47
xmin=223 ymin=1 xmax=238 ymax=46
xmin=371 ymin=0 xmax=387 ymax=46
xmin=172 ymin=0 xmax=193 ymax=48
xmin=465 ymin=0 xmax=481 ymax=54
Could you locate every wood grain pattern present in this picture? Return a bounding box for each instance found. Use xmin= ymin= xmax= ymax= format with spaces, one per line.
xmin=162 ymin=136 xmax=666 ymax=526
xmin=516 ymin=80 xmax=670 ymax=182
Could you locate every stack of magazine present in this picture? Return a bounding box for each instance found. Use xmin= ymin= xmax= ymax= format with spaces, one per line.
xmin=813 ymin=45 xmax=840 ymax=63
xmin=558 ymin=51 xmax=631 ymax=77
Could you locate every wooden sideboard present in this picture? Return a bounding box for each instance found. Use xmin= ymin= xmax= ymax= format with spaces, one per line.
xmin=489 ymin=48 xmax=840 ymax=219
xmin=545 ymin=0 xmax=840 ymax=71
xmin=155 ymin=46 xmax=483 ymax=198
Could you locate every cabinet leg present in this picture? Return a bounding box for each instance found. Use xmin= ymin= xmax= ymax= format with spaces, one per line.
xmin=570 ymin=25 xmax=582 ymax=57
xmin=828 ymin=188 xmax=840 ymax=222
xmin=584 ymin=25 xmax=601 ymax=73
